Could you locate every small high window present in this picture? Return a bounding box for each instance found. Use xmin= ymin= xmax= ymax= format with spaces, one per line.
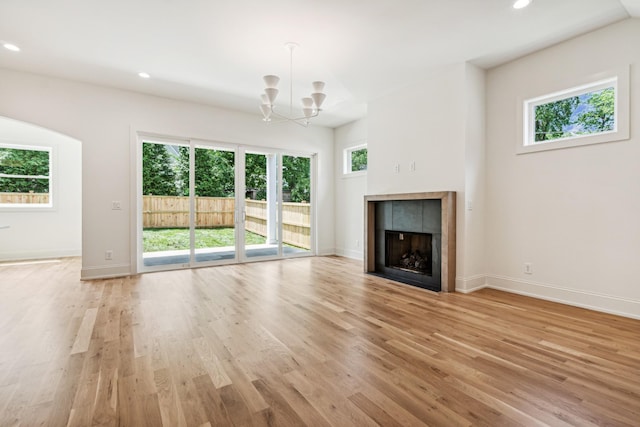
xmin=344 ymin=145 xmax=367 ymax=175
xmin=0 ymin=144 xmax=52 ymax=207
xmin=520 ymin=67 xmax=629 ymax=154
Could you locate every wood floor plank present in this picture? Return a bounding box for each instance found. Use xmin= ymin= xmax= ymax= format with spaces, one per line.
xmin=0 ymin=256 xmax=638 ymax=426
xmin=348 ymin=391 xmax=408 ymax=427
xmin=70 ymin=308 xmax=99 ymax=355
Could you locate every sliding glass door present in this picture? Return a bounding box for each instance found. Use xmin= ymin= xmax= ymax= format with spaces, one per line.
xmin=141 ymin=139 xmax=191 ymax=269
xmin=193 ymin=144 xmax=238 ymax=264
xmin=244 ymin=150 xmax=280 ymax=259
xmin=138 ymin=137 xmax=315 ymax=272
xmin=282 ymin=154 xmax=312 ymax=256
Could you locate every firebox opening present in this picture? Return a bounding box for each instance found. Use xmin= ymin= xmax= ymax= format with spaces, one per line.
xmin=385 ymin=231 xmax=432 ymax=276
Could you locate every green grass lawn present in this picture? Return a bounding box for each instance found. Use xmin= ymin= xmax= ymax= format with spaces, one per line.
xmin=143 ymin=227 xmax=266 ymax=252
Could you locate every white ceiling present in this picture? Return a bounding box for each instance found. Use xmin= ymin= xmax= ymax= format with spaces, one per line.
xmin=1 ymin=0 xmax=638 ymax=128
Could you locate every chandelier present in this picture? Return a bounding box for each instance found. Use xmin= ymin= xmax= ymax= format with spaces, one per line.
xmin=260 ymin=42 xmax=326 ymax=127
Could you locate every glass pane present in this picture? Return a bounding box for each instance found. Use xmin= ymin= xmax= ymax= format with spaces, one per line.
xmin=194 ymin=146 xmax=236 ymax=263
xmin=142 ymin=141 xmax=190 ymax=267
xmin=0 ymin=147 xmax=50 ymax=205
xmin=244 ymin=152 xmax=272 ymax=258
xmin=0 ymin=177 xmax=49 ymax=194
xmin=282 ymin=154 xmax=311 ymax=255
xmin=534 ymin=87 xmax=615 ymax=143
xmin=0 ymin=147 xmax=49 ymax=176
xmin=350 ymin=148 xmax=367 ymax=171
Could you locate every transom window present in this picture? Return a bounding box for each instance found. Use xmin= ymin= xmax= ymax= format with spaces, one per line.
xmin=0 ymin=144 xmax=52 ymax=207
xmin=344 ymin=144 xmax=367 ymax=175
xmin=526 ymin=78 xmax=616 ymax=145
xmin=520 ymin=67 xmax=629 ymax=154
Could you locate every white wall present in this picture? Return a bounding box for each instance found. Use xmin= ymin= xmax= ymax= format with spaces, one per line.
xmin=485 ymin=18 xmax=640 ymax=318
xmin=0 ymin=117 xmax=82 ymax=260
xmin=367 ymin=63 xmax=466 ymax=196
xmin=0 ymin=68 xmax=334 ymax=278
xmin=334 ymin=118 xmax=367 ymax=259
xmin=460 ymin=63 xmax=487 ymax=290
xmin=366 ymin=63 xmax=486 ymax=289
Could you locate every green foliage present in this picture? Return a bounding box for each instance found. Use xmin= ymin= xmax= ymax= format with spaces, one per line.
xmin=282 ymin=155 xmax=310 ymax=203
xmin=351 ymin=148 xmax=367 ymax=171
xmin=0 ymin=147 xmax=50 ymax=193
xmin=576 ymin=87 xmax=615 ymax=133
xmin=194 ymin=148 xmax=235 ymax=197
xmin=244 ymin=154 xmax=311 ymax=203
xmin=244 ymin=153 xmax=267 ymax=200
xmin=535 ymin=97 xmax=579 ymax=142
xmin=144 ymin=144 xmax=311 ymax=203
xmin=142 ymin=143 xmax=179 ymax=196
xmin=534 ymin=86 xmax=615 ymax=142
xmin=176 ymin=147 xmax=236 ymax=197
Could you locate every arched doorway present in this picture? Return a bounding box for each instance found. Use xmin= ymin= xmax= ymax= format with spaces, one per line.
xmin=0 ymin=116 xmax=82 ymax=262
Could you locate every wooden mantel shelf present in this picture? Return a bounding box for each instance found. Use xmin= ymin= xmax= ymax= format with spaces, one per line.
xmin=364 ymin=191 xmax=457 ymax=292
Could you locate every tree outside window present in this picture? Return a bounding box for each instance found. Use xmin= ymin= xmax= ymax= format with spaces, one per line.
xmin=530 ymin=82 xmax=616 ymax=144
xmin=345 ymin=145 xmax=367 ymax=174
xmin=0 ymin=145 xmax=52 ymax=206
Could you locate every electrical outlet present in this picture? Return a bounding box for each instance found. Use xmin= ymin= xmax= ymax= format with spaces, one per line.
xmin=111 ymin=201 xmax=122 ymax=210
xmin=524 ymin=262 xmax=533 ymax=274
xmin=355 ymin=239 xmax=360 ymax=248
xmin=394 ymin=163 xmax=400 ymax=173
xmin=105 ymin=250 xmax=113 ymax=260
xmin=410 ymin=161 xmax=416 ymax=172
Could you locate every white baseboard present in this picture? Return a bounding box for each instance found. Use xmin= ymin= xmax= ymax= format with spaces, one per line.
xmin=81 ymin=263 xmax=131 ymax=280
xmin=486 ymin=275 xmax=640 ymax=320
xmin=317 ymin=247 xmax=336 ymax=256
xmin=0 ymin=248 xmax=81 ymax=261
xmin=455 ymin=274 xmax=487 ymax=293
xmin=334 ymin=247 xmax=363 ymax=260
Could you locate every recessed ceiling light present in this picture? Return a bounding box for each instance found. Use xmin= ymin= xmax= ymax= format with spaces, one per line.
xmin=3 ymin=43 xmax=20 ymax=52
xmin=138 ymin=72 xmax=150 ymax=79
xmin=513 ymin=0 xmax=532 ymax=9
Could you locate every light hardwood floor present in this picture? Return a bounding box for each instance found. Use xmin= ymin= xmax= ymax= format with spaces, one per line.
xmin=0 ymin=256 xmax=638 ymax=426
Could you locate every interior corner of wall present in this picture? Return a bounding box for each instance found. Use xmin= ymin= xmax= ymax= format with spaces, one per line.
xmin=455 ymin=275 xmax=488 ymax=293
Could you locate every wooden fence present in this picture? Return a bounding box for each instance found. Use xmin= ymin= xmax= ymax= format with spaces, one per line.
xmin=143 ymin=196 xmax=235 ymax=228
xmin=143 ymin=195 xmax=311 ymax=249
xmin=0 ymin=192 xmax=49 ymax=204
xmin=244 ymin=200 xmax=311 ymax=249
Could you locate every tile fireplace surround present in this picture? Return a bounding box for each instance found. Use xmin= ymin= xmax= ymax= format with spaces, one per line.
xmin=364 ymin=192 xmax=456 ymax=292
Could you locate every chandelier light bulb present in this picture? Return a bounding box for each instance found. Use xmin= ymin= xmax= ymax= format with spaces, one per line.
xmin=302 ymin=108 xmax=314 ymax=118
xmin=301 ymin=97 xmax=314 ymax=108
xmin=263 ymin=75 xmax=280 ymax=88
xmin=311 ymin=92 xmax=326 ymax=109
xmin=264 ymin=88 xmax=279 ymax=104
xmin=261 ymin=94 xmax=269 ymax=105
xmin=312 ymin=81 xmax=325 ymax=93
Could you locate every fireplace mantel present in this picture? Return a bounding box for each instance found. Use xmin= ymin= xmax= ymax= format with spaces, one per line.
xmin=364 ymin=192 xmax=456 ymax=292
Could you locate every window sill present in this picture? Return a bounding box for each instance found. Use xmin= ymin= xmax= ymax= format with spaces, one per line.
xmin=517 ymin=131 xmax=629 ymax=155
xmin=0 ymin=204 xmax=55 ymax=212
xmin=342 ymin=171 xmax=367 ymax=179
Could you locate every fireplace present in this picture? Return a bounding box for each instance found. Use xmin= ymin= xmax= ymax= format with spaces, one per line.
xmin=364 ymin=192 xmax=456 ymax=292
xmin=385 ymin=231 xmax=432 ymax=276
